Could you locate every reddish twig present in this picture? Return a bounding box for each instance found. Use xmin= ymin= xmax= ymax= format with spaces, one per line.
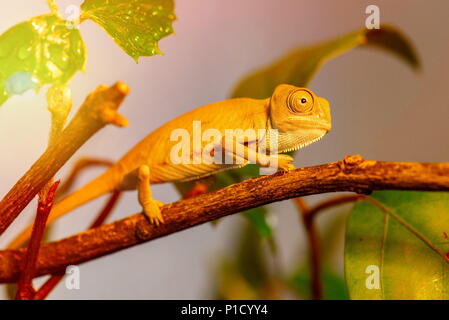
xmin=33 ymin=190 xmax=122 ymax=300
xmin=306 ymin=195 xmax=365 ymax=219
xmin=56 ymin=158 xmax=113 ymax=199
xmin=89 ymin=191 xmax=122 ymax=229
xmin=15 ymin=181 xmax=60 ymax=300
xmin=295 ymin=194 xmax=364 ymax=300
xmin=293 ymin=197 xmax=310 ymax=214
xmin=301 ymin=212 xmax=322 ymax=300
xmin=33 ymin=273 xmax=64 ymax=300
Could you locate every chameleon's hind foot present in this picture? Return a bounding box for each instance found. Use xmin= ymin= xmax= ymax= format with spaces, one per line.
xmin=138 ymin=165 xmax=165 ymax=226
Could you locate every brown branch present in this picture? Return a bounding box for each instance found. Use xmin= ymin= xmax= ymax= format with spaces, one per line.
xmin=0 ymin=82 xmax=129 ymax=236
xmin=1 ymin=155 xmax=449 ymax=282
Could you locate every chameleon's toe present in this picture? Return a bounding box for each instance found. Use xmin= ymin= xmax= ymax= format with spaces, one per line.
xmin=276 ymin=154 xmax=295 ymax=171
xmin=142 ymin=200 xmax=165 ymax=226
xmin=154 ymin=200 xmax=165 ymax=207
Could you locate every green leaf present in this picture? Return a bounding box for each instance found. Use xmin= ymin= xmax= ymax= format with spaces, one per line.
xmin=345 ymin=191 xmax=449 ymax=300
xmin=0 ymin=14 xmax=86 ymax=106
xmin=231 ymin=25 xmax=420 ymax=99
xmin=81 ymin=0 xmax=175 ymax=61
xmin=243 ymin=208 xmax=272 ymax=239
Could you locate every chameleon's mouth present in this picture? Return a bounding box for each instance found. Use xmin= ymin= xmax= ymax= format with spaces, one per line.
xmin=278 ymin=128 xmax=328 ymax=153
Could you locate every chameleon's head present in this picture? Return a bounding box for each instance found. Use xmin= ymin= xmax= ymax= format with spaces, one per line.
xmin=269 ymin=84 xmax=331 ymax=152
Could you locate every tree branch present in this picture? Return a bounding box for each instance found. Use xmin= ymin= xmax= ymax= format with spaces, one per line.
xmin=1 ymin=155 xmax=449 ymax=282
xmin=0 ymin=82 xmax=129 ymax=236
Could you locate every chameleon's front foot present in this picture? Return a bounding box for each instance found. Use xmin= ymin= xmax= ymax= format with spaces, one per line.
xmin=141 ymin=199 xmax=165 ymax=226
xmin=138 ymin=165 xmax=165 ymax=226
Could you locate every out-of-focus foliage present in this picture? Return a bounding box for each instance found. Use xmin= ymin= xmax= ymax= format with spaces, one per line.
xmin=214 ymin=222 xmax=282 ymax=300
xmin=345 ymin=191 xmax=449 ymax=299
xmin=290 ymin=267 xmax=348 ymax=300
xmin=214 ymin=200 xmax=352 ymax=300
xmin=287 ymin=206 xmax=350 ymax=300
xmin=0 ymin=14 xmax=85 ymax=105
xmin=81 ymin=0 xmax=176 ymax=61
xmin=231 ymin=25 xmax=419 ymax=99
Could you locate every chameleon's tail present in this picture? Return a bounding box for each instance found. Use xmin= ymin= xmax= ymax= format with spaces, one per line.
xmin=7 ymin=167 xmax=121 ymax=250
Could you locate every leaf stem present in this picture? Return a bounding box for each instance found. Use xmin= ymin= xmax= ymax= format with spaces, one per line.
xmin=47 ymin=0 xmax=60 ymax=15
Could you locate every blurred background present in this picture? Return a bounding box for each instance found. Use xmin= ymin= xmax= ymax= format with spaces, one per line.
xmin=0 ymin=0 xmax=448 ymax=299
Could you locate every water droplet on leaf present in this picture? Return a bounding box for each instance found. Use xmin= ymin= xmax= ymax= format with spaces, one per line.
xmin=5 ymin=71 xmax=38 ymax=95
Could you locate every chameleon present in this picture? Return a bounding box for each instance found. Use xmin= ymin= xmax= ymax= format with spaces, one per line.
xmin=8 ymin=84 xmax=331 ymax=249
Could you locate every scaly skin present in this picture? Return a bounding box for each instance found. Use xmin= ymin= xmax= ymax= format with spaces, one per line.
xmin=9 ymin=84 xmax=331 ymax=249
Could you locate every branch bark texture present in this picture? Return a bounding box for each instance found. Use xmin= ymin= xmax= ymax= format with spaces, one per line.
xmin=1 ymin=155 xmax=449 ymax=282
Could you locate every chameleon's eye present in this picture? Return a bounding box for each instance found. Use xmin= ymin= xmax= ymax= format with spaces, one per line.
xmin=287 ymin=89 xmax=314 ymax=114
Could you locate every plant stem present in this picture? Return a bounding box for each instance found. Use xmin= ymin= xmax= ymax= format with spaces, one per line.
xmin=47 ymin=0 xmax=59 ymax=15
xmin=2 ymin=155 xmax=449 ymax=282
xmin=33 ymin=273 xmax=64 ymax=300
xmin=33 ymin=190 xmax=121 ymax=300
xmin=293 ymin=197 xmax=323 ymax=299
xmin=307 ymin=195 xmax=365 ymax=219
xmin=56 ymin=157 xmax=113 ymax=199
xmin=302 ymin=212 xmax=322 ymax=300
xmin=0 ymin=82 xmax=129 ymax=237
xmin=15 ymin=181 xmax=60 ymax=300
xmin=296 ymin=195 xmax=364 ymax=300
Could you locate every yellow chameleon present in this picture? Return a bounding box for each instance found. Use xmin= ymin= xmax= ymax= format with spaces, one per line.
xmin=9 ymin=84 xmax=331 ymax=249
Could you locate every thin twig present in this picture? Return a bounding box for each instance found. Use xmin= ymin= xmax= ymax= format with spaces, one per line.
xmin=33 ymin=191 xmax=122 ymax=300
xmin=0 ymin=156 xmax=448 ymax=282
xmin=293 ymin=196 xmax=323 ymax=299
xmin=15 ymin=181 xmax=60 ymax=300
xmin=293 ymin=197 xmax=310 ymax=214
xmin=301 ymin=212 xmax=322 ymax=300
xmin=56 ymin=157 xmax=113 ymax=199
xmin=33 ymin=273 xmax=64 ymax=300
xmin=307 ymin=195 xmax=365 ymax=219
xmin=297 ymin=195 xmax=364 ymax=300
xmin=47 ymin=0 xmax=59 ymax=15
xmin=0 ymin=82 xmax=129 ymax=236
